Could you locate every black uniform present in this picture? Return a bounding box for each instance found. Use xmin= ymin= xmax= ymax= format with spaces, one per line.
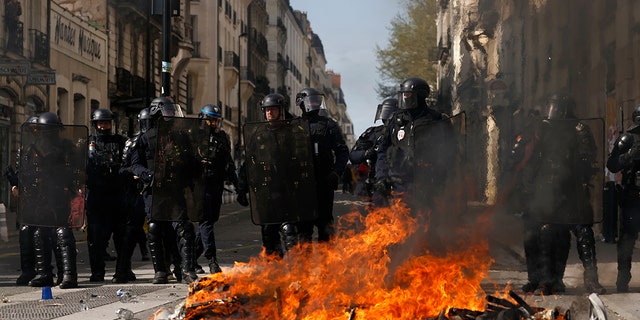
xmin=606 ymin=108 xmax=640 ymax=292
xmin=18 ymin=113 xmax=84 ymax=289
xmin=197 ymin=128 xmax=237 ymax=273
xmin=349 ymin=125 xmax=386 ymax=197
xmin=298 ymin=109 xmax=349 ymax=242
xmin=520 ymin=95 xmax=603 ymax=295
xmin=86 ymin=131 xmax=127 ymax=282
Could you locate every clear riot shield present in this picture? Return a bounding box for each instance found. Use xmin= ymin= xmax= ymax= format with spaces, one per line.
xmin=411 ymin=112 xmax=466 ymax=212
xmin=151 ymin=117 xmax=207 ymax=222
xmin=18 ymin=123 xmax=88 ymax=227
xmin=243 ymin=118 xmax=317 ymax=225
xmin=527 ymin=118 xmax=603 ymax=225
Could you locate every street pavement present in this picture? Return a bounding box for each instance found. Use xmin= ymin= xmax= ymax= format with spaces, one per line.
xmin=0 ymin=192 xmax=638 ymax=319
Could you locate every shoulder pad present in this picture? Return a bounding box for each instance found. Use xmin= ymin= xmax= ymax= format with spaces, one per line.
xmin=617 ymin=133 xmax=634 ymax=153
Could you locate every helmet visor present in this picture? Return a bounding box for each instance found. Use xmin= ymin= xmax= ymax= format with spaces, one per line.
xmin=204 ymin=117 xmax=223 ymax=130
xmin=160 ymin=104 xmax=176 ymax=117
xmin=399 ymin=91 xmax=417 ymax=109
xmin=303 ymin=94 xmax=325 ymax=112
xmin=545 ymin=103 xmax=565 ymax=120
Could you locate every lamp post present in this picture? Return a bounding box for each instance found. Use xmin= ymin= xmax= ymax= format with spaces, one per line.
xmin=236 ymin=32 xmax=248 ymax=160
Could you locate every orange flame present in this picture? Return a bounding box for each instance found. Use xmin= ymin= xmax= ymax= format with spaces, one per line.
xmin=185 ymin=199 xmax=495 ymax=319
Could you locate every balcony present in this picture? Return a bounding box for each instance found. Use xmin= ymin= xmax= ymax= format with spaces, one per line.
xmin=223 ymin=51 xmax=239 ymax=88
xmin=116 ymin=67 xmax=132 ymax=96
xmin=114 ymin=0 xmax=150 ymax=18
xmin=29 ymin=29 xmax=49 ymax=67
xmin=6 ymin=21 xmax=24 ymax=55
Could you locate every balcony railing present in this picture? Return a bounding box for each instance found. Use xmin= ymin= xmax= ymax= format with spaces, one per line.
xmin=6 ymin=21 xmax=24 ymax=55
xmin=224 ymin=51 xmax=239 ymax=69
xmin=29 ymin=29 xmax=49 ymax=66
xmin=116 ymin=67 xmax=132 ymax=95
xmin=240 ymin=67 xmax=254 ymax=84
xmin=192 ymin=41 xmax=201 ymax=58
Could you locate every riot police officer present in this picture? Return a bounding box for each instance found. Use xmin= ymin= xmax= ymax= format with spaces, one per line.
xmin=112 ymin=108 xmax=154 ymax=283
xmin=86 ymin=108 xmax=128 ymax=283
xmin=196 ymin=104 xmax=238 ymax=273
xmin=349 ymin=98 xmax=398 ymax=199
xmin=5 ymin=115 xmax=39 ymax=285
xmin=295 ymin=88 xmax=349 ymax=243
xmin=374 ymin=77 xmax=452 ymax=207
xmin=237 ymin=93 xmax=313 ymax=255
xmin=521 ymin=94 xmax=604 ymax=295
xmin=16 ymin=112 xmax=84 ymax=289
xmin=607 ymin=103 xmax=640 ymax=292
xmin=131 ymin=97 xmax=199 ymax=284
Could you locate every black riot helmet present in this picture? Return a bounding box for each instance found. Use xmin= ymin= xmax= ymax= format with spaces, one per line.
xmin=21 ymin=114 xmax=40 ymax=134
xmin=199 ymin=104 xmax=223 ymax=131
xmin=295 ymin=87 xmax=325 ymax=113
xmin=37 ymin=112 xmax=62 ymax=126
xmin=90 ymin=108 xmax=114 ymax=135
xmin=260 ymin=93 xmax=286 ymax=121
xmin=374 ymin=98 xmax=399 ymax=125
xmin=544 ymin=93 xmax=574 ymax=120
xmin=149 ymin=96 xmax=176 ymax=118
xmin=632 ymin=104 xmax=640 ymax=124
xmin=138 ymin=108 xmax=152 ymax=133
xmin=26 ymin=114 xmax=40 ymax=124
xmin=398 ymin=77 xmax=430 ymax=109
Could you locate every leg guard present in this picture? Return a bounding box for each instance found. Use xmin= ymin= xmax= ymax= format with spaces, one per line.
xmin=29 ymin=227 xmax=54 ymax=287
xmin=147 ymin=221 xmax=168 ymax=284
xmin=280 ymin=223 xmax=299 ymax=252
xmin=87 ymin=223 xmax=105 ymax=282
xmin=16 ymin=225 xmax=36 ymax=285
xmin=616 ymin=231 xmax=637 ymax=292
xmin=536 ymin=224 xmax=557 ymax=295
xmin=57 ymin=228 xmax=77 ymax=289
xmin=521 ymin=223 xmax=541 ymax=292
xmin=113 ymin=223 xmax=136 ymax=283
xmin=574 ymin=225 xmax=605 ymax=293
xmin=261 ymin=224 xmax=283 ymax=257
xmin=175 ymin=220 xmax=198 ymax=283
xmin=552 ymin=225 xmax=571 ymax=293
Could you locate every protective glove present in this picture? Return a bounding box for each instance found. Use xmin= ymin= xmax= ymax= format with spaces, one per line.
xmin=140 ymin=170 xmax=154 ymax=184
xmin=363 ymin=148 xmax=377 ymax=161
xmin=328 ymin=171 xmax=340 ymax=190
xmin=236 ymin=192 xmax=249 ymax=207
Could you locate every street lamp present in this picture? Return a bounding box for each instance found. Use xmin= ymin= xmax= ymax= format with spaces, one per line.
xmin=236 ymin=32 xmax=248 ymax=160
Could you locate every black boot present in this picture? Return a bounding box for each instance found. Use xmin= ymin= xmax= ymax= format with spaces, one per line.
xmin=551 ymin=226 xmax=571 ymax=293
xmin=113 ymin=224 xmax=135 ymax=284
xmin=148 ymin=222 xmax=168 ymax=284
xmin=521 ymin=224 xmax=540 ymax=293
xmin=176 ymin=221 xmax=198 ymax=284
xmin=29 ymin=228 xmax=54 ymax=287
xmin=575 ymin=225 xmax=605 ymax=294
xmin=261 ymin=224 xmax=284 ymax=257
xmin=57 ymin=228 xmax=78 ymax=289
xmin=16 ymin=225 xmax=36 ymax=286
xmin=616 ymin=234 xmax=636 ymax=292
xmin=87 ymin=224 xmax=105 ymax=282
xmin=54 ymin=242 xmax=64 ymax=286
xmin=535 ymin=224 xmax=558 ymax=296
xmin=209 ymin=258 xmax=222 ymax=274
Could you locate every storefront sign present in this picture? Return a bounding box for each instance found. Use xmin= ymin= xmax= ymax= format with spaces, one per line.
xmin=0 ymin=61 xmax=29 ymax=75
xmin=27 ymin=71 xmax=56 ymax=85
xmin=50 ymin=3 xmax=107 ymax=68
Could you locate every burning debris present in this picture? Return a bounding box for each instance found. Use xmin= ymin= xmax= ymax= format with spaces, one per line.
xmin=161 ymin=200 xmax=603 ymax=319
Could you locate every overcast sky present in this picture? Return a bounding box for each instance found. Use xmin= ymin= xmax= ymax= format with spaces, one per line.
xmin=288 ymin=0 xmax=401 ymax=137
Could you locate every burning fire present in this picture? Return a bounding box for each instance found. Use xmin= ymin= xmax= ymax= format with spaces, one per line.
xmin=183 ymin=199 xmax=500 ymax=319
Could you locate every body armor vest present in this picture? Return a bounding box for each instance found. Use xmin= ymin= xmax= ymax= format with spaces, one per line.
xmin=621 ymin=132 xmax=640 ymax=189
